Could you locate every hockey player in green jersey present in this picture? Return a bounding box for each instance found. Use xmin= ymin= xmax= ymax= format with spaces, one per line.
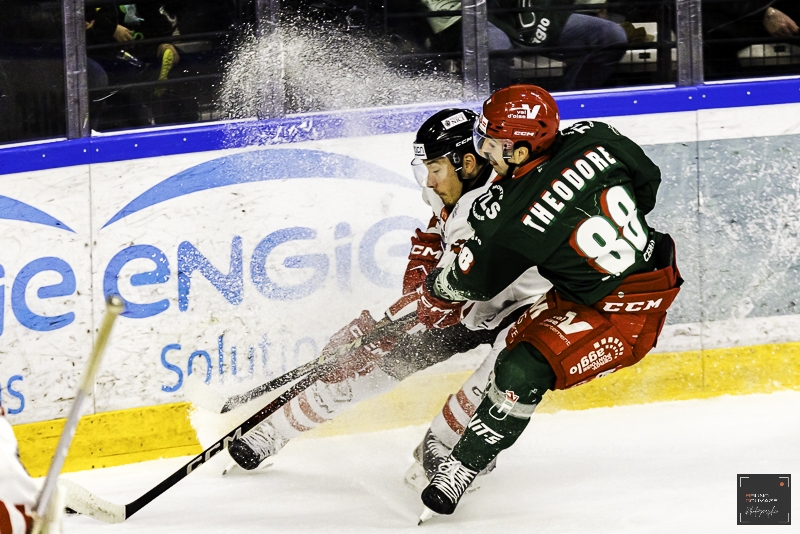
xmin=416 ymin=84 xmax=682 ymax=519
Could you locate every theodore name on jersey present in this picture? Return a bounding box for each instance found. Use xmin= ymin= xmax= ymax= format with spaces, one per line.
xmin=520 ymin=144 xmax=619 ymax=234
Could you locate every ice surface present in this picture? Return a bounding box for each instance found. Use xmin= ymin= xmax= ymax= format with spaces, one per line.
xmin=62 ymin=391 xmax=799 ymax=533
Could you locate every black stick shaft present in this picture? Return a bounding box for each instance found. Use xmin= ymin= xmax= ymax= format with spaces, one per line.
xmin=124 ymin=370 xmax=324 ymax=519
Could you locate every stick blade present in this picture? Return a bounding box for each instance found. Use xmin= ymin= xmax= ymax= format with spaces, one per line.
xmin=61 ymin=479 xmax=126 ymax=524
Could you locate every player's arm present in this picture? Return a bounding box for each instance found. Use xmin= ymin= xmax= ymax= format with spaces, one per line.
xmin=386 ymin=215 xmax=442 ymax=321
xmin=417 ymin=227 xmax=535 ymax=329
xmin=597 ymin=122 xmax=662 ymax=215
xmin=435 ymin=233 xmax=534 ymax=302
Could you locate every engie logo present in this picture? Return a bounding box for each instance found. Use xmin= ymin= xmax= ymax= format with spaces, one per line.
xmin=0 ymin=148 xmax=422 ymax=332
xmin=102 ymin=216 xmax=418 ymax=319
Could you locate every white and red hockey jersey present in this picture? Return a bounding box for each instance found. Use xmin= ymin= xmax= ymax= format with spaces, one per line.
xmin=0 ymin=410 xmax=36 ymax=534
xmin=422 ymin=180 xmax=551 ymax=331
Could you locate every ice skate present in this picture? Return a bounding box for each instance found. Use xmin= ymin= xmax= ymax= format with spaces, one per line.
xmin=420 ymin=456 xmax=478 ymax=515
xmin=405 ymin=430 xmax=494 ymax=492
xmin=226 ymin=419 xmax=288 ymax=472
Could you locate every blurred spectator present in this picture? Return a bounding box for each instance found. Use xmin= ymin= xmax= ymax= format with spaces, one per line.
xmin=0 ymin=0 xmax=65 ymax=143
xmin=85 ymin=2 xmax=181 ymax=90
xmin=703 ymin=0 xmax=800 ymax=78
xmin=86 ymin=2 xmax=186 ymax=128
xmin=419 ymin=0 xmax=628 ymax=90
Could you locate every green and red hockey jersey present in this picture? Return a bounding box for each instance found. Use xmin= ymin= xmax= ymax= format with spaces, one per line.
xmin=433 ymin=120 xmax=663 ymax=306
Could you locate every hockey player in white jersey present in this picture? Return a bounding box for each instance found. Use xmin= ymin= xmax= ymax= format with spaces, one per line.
xmin=1 ymin=407 xmax=37 ymax=534
xmin=225 ymin=109 xmax=551 ymax=486
xmin=0 ymin=408 xmax=66 ymax=534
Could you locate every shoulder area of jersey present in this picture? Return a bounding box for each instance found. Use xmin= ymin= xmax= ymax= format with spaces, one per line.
xmin=560 ymin=120 xmax=622 ymax=138
xmin=450 ymin=178 xmax=492 ymax=221
xmin=469 ymin=181 xmax=506 ymax=227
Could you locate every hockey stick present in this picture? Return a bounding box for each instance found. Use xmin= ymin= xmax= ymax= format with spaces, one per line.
xmin=204 ymin=312 xmax=418 ymax=414
xmin=31 ymin=296 xmax=124 ymax=534
xmin=62 ymin=367 xmax=326 ymax=524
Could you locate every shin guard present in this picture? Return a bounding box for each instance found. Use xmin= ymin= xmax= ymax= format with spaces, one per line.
xmin=452 ymin=342 xmax=555 ymax=472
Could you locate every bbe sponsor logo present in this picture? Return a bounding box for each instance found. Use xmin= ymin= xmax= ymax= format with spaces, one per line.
xmin=467 ymin=417 xmax=504 ymax=444
xmin=569 ymin=337 xmax=625 ymax=376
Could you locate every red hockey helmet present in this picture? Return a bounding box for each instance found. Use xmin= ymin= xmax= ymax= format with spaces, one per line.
xmin=473 ymin=84 xmax=560 ymax=163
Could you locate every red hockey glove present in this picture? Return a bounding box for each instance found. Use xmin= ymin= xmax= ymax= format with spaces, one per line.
xmin=416 ymin=271 xmax=465 ymax=329
xmin=320 ymin=310 xmax=400 ymax=383
xmin=402 ymin=218 xmax=443 ymax=295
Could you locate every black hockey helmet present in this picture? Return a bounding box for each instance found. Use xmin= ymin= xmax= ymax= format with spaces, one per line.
xmin=412 ymin=108 xmax=485 ymax=185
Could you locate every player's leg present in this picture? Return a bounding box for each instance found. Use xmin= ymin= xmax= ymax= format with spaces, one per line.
xmin=421 ymin=341 xmax=556 ymax=514
xmin=405 ymin=326 xmax=506 ymax=489
xmin=228 ymin=317 xmax=496 ymax=471
xmin=227 ymin=310 xmax=399 ymax=470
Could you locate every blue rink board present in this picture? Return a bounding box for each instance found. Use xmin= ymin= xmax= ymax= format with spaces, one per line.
xmin=0 ymin=77 xmax=799 ymax=176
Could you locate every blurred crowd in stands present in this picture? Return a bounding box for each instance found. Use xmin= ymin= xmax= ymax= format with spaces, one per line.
xmin=0 ymin=0 xmax=798 ymax=144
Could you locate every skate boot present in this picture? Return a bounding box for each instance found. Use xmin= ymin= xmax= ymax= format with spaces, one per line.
xmin=405 ymin=430 xmax=496 ymax=491
xmin=421 ymin=456 xmax=478 ymax=515
xmin=405 ymin=429 xmax=451 ymax=491
xmin=227 ymin=419 xmax=289 ymax=471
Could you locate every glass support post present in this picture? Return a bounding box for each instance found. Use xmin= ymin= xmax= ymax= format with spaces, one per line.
xmin=462 ymin=0 xmax=491 ymax=101
xmin=677 ymin=0 xmax=704 ymax=85
xmin=62 ymin=0 xmax=89 ymax=139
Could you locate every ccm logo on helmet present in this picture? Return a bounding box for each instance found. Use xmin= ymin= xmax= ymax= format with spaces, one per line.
xmin=513 ymin=130 xmax=538 ymax=137
xmin=602 ymin=298 xmax=663 ymax=312
xmin=413 ymin=143 xmax=427 ymax=158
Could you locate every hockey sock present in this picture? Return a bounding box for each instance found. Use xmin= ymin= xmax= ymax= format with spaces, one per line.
xmin=268 ymin=365 xmax=399 ymax=442
xmin=451 ymin=342 xmax=555 ymax=472
xmin=429 ymin=341 xmax=499 ymax=449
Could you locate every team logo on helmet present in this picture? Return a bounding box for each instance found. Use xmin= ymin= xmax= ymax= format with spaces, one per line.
xmin=441 ymin=112 xmax=468 ymax=130
xmin=478 ymin=114 xmax=489 ymax=133
xmin=508 ymin=103 xmax=542 ymax=120
xmin=413 ymin=143 xmax=427 ymax=158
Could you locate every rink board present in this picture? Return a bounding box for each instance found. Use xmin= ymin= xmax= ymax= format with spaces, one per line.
xmin=1 ymin=77 xmax=800 ymax=475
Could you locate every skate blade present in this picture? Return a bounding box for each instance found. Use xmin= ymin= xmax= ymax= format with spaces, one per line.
xmin=418 ymin=506 xmax=436 ymax=525
xmin=404 ymin=462 xmax=428 ymax=492
xmin=222 ymin=459 xmax=274 ymax=476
